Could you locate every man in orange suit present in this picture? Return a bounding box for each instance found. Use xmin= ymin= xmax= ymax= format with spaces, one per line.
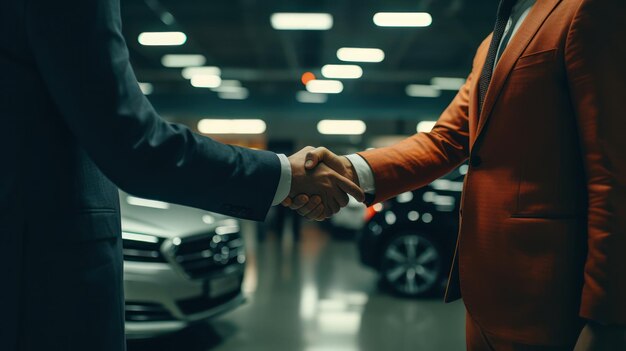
xmin=285 ymin=0 xmax=626 ymax=349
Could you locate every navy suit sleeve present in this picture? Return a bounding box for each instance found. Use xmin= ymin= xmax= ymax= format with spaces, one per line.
xmin=24 ymin=0 xmax=281 ymax=221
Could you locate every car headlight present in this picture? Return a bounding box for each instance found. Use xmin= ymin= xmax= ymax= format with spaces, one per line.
xmin=122 ymin=231 xmax=167 ymax=263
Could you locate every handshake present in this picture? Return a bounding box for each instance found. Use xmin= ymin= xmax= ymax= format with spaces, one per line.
xmin=283 ymin=146 xmax=365 ymax=221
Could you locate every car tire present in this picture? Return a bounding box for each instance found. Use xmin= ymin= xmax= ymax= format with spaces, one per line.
xmin=379 ymin=231 xmax=445 ymax=298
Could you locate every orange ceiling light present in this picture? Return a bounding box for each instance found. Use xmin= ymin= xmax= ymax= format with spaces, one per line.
xmin=301 ymin=72 xmax=316 ymax=85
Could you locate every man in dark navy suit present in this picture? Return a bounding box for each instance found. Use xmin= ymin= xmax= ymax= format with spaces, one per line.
xmin=0 ymin=0 xmax=362 ymax=350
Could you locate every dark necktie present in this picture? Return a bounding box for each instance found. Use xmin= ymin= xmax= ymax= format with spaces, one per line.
xmin=478 ymin=0 xmax=517 ymax=113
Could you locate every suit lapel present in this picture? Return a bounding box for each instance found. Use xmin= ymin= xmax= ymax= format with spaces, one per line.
xmin=473 ymin=0 xmax=562 ymax=147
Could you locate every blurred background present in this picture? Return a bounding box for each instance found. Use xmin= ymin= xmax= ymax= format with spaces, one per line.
xmin=118 ymin=0 xmax=498 ymax=350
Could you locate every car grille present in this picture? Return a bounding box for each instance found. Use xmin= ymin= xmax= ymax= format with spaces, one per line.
xmin=125 ymin=302 xmax=175 ymax=322
xmin=167 ymin=233 xmax=245 ymax=280
xmin=122 ymin=238 xmax=167 ymax=263
xmin=177 ymin=289 xmax=240 ymax=316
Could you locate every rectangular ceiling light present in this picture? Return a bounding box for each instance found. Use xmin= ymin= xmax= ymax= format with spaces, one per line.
xmin=406 ymin=84 xmax=441 ymax=98
xmin=296 ymin=91 xmax=328 ymax=104
xmin=161 ymin=54 xmax=206 ymax=68
xmin=271 ymin=13 xmax=333 ymax=30
xmin=306 ymin=80 xmax=344 ymax=94
xmin=317 ymin=120 xmax=367 ymax=135
xmin=138 ymin=82 xmax=153 ymax=95
xmin=217 ymin=88 xmax=249 ymax=100
xmin=431 ymin=77 xmax=466 ymax=90
xmin=321 ymin=64 xmax=363 ymax=79
xmin=337 ymin=48 xmax=385 ymax=63
xmin=417 ymin=121 xmax=437 ymax=133
xmin=197 ymin=119 xmax=266 ymax=134
xmin=181 ymin=66 xmax=222 ymax=79
xmin=138 ymin=31 xmax=187 ymax=46
xmin=373 ymin=12 xmax=433 ymax=27
xmin=191 ymin=75 xmax=222 ymax=88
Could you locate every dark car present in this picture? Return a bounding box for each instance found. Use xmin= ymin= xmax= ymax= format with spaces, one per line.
xmin=357 ymin=165 xmax=467 ymax=298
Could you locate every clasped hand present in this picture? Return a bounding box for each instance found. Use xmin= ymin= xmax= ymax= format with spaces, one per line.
xmin=286 ymin=147 xmax=363 ymax=221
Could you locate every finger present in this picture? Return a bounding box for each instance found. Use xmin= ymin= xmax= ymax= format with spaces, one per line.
xmin=305 ymin=147 xmax=333 ymax=170
xmin=289 ymin=194 xmax=310 ymax=210
xmin=333 ymin=186 xmax=350 ymax=208
xmin=306 ymin=204 xmax=325 ymax=221
xmin=335 ymin=174 xmax=365 ymax=203
xmin=281 ymin=197 xmax=293 ymax=207
xmin=326 ymin=196 xmax=340 ymax=216
xmin=297 ymin=196 xmax=322 ymax=216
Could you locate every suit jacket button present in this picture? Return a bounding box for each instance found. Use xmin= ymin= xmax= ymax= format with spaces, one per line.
xmin=470 ymin=155 xmax=482 ymax=167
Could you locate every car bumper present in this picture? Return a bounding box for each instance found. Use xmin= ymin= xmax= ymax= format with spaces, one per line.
xmin=124 ymin=261 xmax=244 ymax=339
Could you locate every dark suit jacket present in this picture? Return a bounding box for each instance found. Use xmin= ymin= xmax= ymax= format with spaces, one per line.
xmin=0 ymin=0 xmax=281 ymax=350
xmin=359 ymin=0 xmax=625 ymax=346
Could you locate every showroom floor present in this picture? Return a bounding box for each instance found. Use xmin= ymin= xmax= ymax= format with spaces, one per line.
xmin=128 ymin=219 xmax=466 ymax=351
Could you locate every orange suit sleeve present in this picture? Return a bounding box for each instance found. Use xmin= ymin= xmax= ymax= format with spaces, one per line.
xmin=357 ymin=66 xmax=477 ymax=204
xmin=565 ymin=0 xmax=626 ymax=325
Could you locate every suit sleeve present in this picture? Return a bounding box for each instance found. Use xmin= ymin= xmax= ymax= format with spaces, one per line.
xmin=565 ymin=0 xmax=626 ymax=325
xmin=24 ymin=0 xmax=281 ymax=221
xmin=357 ymin=70 xmax=474 ymax=204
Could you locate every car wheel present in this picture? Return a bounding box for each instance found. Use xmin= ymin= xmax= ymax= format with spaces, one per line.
xmin=380 ymin=231 xmax=444 ymax=298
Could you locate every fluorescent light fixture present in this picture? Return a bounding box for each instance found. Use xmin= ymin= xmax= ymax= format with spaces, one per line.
xmin=138 ymin=82 xmax=153 ymax=95
xmin=337 ymin=47 xmax=385 ymax=63
xmin=406 ymin=84 xmax=441 ymax=98
xmin=138 ymin=31 xmax=187 ymax=46
xmin=296 ymin=91 xmax=328 ymax=104
xmin=306 ymin=80 xmax=344 ymax=94
xmin=270 ymin=13 xmax=333 ymax=30
xmin=373 ymin=12 xmax=433 ymax=27
xmin=122 ymin=231 xmax=160 ymax=244
xmin=417 ymin=121 xmax=437 ymax=133
xmin=317 ymin=120 xmax=367 ymax=135
xmin=321 ymin=64 xmax=363 ymax=79
xmin=217 ymin=88 xmax=249 ymax=100
xmin=191 ymin=75 xmax=222 ymax=88
xmin=161 ymin=54 xmax=206 ymax=68
xmin=197 ymin=119 xmax=267 ymax=134
xmin=181 ymin=66 xmax=221 ymax=79
xmin=126 ymin=196 xmax=170 ymax=210
xmin=431 ymin=77 xmax=466 ymax=90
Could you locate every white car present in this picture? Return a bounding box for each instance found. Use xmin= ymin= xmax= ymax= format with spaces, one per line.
xmin=120 ymin=192 xmax=246 ymax=338
xmin=329 ymin=195 xmax=367 ymax=232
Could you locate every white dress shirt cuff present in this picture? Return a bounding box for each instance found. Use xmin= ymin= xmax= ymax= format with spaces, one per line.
xmin=345 ymin=154 xmax=376 ymax=194
xmin=272 ymin=154 xmax=292 ymax=206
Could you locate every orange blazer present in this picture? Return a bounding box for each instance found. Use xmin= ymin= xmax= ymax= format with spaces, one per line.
xmin=359 ymin=0 xmax=625 ymax=345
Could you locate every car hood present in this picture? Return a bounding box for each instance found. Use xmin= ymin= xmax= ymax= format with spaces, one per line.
xmin=119 ymin=192 xmax=238 ymax=239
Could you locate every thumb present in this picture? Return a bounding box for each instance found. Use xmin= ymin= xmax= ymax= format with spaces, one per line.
xmin=305 ymin=147 xmax=343 ymax=172
xmin=304 ymin=148 xmax=324 ymax=169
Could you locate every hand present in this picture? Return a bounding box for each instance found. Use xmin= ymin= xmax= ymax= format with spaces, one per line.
xmin=287 ymin=147 xmax=364 ymax=220
xmin=284 ymin=147 xmax=362 ymax=220
xmin=573 ymin=322 xmax=626 ymax=351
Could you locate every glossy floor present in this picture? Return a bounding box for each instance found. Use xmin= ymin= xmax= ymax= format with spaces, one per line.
xmin=128 ymin=220 xmax=466 ymax=351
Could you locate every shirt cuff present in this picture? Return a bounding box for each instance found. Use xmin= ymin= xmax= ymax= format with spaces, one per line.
xmin=345 ymin=154 xmax=376 ymax=194
xmin=272 ymin=154 xmax=292 ymax=206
